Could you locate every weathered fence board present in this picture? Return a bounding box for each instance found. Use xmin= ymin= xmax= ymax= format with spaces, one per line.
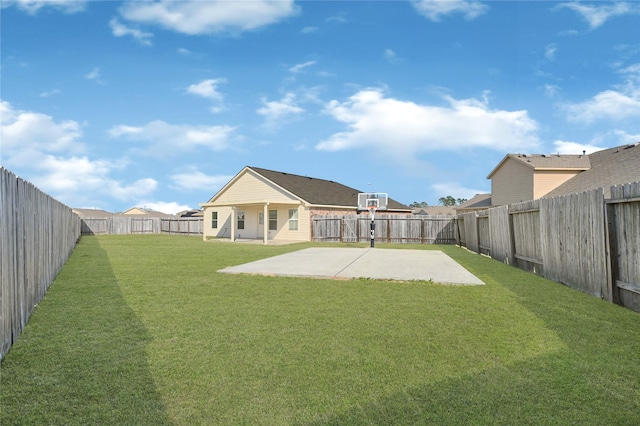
xmin=161 ymin=218 xmax=204 ymax=235
xmin=462 ymin=212 xmax=478 ymax=253
xmin=608 ymin=182 xmax=640 ymax=311
xmin=1 ymin=168 xmax=81 ymax=360
xmin=311 ymin=215 xmax=457 ymax=244
xmin=540 ymin=188 xmax=608 ymax=299
xmin=457 ymin=182 xmax=639 ymax=312
xmin=488 ymin=205 xmax=511 ymax=264
xmin=81 ymin=217 xmax=203 ymax=236
xmin=509 ymin=200 xmax=542 ymax=274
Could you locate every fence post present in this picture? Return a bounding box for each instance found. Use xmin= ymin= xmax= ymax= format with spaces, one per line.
xmin=606 ymin=201 xmax=621 ymax=305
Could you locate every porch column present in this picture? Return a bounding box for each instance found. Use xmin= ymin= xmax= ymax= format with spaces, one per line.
xmin=263 ymin=203 xmax=269 ymax=245
xmin=231 ymin=206 xmax=236 ymax=242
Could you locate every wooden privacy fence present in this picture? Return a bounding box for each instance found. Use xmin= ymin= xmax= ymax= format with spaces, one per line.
xmin=311 ymin=214 xmax=457 ymax=244
xmin=1 ymin=168 xmax=81 ymax=360
xmin=457 ymin=182 xmax=640 ymax=312
xmin=81 ymin=217 xmax=203 ymax=236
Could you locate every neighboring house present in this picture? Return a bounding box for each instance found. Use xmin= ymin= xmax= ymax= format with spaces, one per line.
xmin=487 ymin=152 xmax=591 ymax=206
xmin=72 ymin=208 xmax=114 ymax=218
xmin=487 ymin=143 xmax=640 ymax=206
xmin=455 ymin=193 xmax=492 ymax=214
xmin=177 ymin=209 xmax=204 ymax=218
xmin=121 ymin=207 xmax=174 ymax=217
xmin=413 ymin=206 xmax=457 ymax=216
xmin=543 ymin=143 xmax=640 ymax=199
xmin=200 ymin=166 xmax=411 ymax=244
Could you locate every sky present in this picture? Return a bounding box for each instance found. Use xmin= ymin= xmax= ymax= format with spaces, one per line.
xmin=1 ymin=0 xmax=639 ymax=213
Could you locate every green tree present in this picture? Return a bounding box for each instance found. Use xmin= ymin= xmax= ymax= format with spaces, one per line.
xmin=438 ymin=196 xmax=457 ymax=206
xmin=409 ymin=201 xmax=429 ymax=208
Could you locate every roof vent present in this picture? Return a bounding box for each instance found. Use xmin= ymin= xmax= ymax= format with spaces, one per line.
xmin=625 ymin=142 xmax=640 ymax=149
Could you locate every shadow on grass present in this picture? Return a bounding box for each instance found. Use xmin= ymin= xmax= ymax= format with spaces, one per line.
xmin=312 ymin=246 xmax=640 ymax=425
xmin=309 ymin=351 xmax=639 ymax=425
xmin=0 ymin=237 xmax=171 ymax=425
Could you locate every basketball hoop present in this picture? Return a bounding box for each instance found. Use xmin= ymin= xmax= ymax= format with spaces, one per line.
xmin=357 ymin=192 xmax=387 ymax=248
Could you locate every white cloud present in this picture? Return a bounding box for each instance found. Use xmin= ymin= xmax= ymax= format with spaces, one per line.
xmin=557 ymin=2 xmax=639 ymax=29
xmin=316 ymin=89 xmax=540 ymax=160
xmin=413 ymin=0 xmax=488 ymax=22
xmin=0 ymin=101 xmax=158 ymax=208
xmin=565 ymin=64 xmax=640 ymax=123
xmin=432 ymin=182 xmax=486 ymax=201
xmin=109 ymin=18 xmax=153 ymax=46
xmin=257 ymin=93 xmax=305 ymax=128
xmin=118 ymin=0 xmax=299 ymax=35
xmin=553 ymin=140 xmax=604 ymax=155
xmin=544 ymin=84 xmax=561 ymax=98
xmin=4 ymin=0 xmax=85 ymax=14
xmin=33 ymin=155 xmax=157 ymax=201
xmin=133 ymin=201 xmax=191 ymax=215
xmin=40 ymin=89 xmax=62 ymax=98
xmin=0 ymin=100 xmax=84 ymax=166
xmin=289 ymin=61 xmax=317 ymax=74
xmin=545 ymin=44 xmax=557 ymax=61
xmin=85 ymin=67 xmax=105 ymax=84
xmin=615 ymin=130 xmax=640 ymax=144
xmin=187 ymin=79 xmax=225 ymax=101
xmin=108 ymin=120 xmax=236 ymax=156
xmin=170 ymin=168 xmax=233 ymax=191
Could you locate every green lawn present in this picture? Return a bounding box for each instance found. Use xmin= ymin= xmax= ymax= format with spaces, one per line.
xmin=2 ymin=235 xmax=639 ymax=425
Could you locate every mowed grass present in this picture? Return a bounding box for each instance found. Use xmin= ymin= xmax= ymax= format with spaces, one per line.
xmin=2 ymin=235 xmax=640 ymax=425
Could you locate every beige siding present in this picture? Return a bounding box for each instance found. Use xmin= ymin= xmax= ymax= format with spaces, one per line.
xmin=267 ymin=205 xmax=310 ymax=241
xmin=203 ymin=204 xmax=311 ymax=242
xmin=202 ymin=206 xmax=233 ymax=239
xmin=491 ymin=159 xmax=534 ymax=205
xmin=214 ymin=171 xmax=299 ymax=204
xmin=533 ymin=170 xmax=581 ymax=199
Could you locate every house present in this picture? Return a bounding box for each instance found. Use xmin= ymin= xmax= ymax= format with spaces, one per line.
xmin=413 ymin=206 xmax=457 ymax=216
xmin=120 ymin=207 xmax=174 ymax=217
xmin=486 ymin=143 xmax=640 ymax=206
xmin=72 ymin=208 xmax=114 ymax=218
xmin=455 ymin=193 xmax=492 ymax=214
xmin=200 ymin=166 xmax=411 ymax=244
xmin=487 ymin=153 xmax=591 ymax=206
xmin=543 ymin=143 xmax=640 ymax=199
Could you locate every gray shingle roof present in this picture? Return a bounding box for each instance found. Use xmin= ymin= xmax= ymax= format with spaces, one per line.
xmin=509 ymin=153 xmax=592 ymax=169
xmin=543 ymin=143 xmax=640 ymax=198
xmin=487 ymin=152 xmax=591 ymax=178
xmin=249 ymin=167 xmax=410 ymax=211
xmin=456 ymin=193 xmax=492 ymax=210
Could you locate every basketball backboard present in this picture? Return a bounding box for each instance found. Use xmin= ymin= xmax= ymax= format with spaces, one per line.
xmin=357 ymin=193 xmax=388 ymax=211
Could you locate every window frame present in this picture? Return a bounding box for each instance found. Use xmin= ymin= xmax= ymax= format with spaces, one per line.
xmin=288 ymin=208 xmax=299 ymax=231
xmin=268 ymin=210 xmax=277 ymax=231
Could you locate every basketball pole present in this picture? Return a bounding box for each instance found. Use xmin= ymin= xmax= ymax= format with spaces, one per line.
xmin=370 ymin=208 xmax=375 ymax=248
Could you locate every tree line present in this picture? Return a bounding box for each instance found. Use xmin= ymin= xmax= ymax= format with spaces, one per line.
xmin=408 ymin=196 xmax=467 ymax=208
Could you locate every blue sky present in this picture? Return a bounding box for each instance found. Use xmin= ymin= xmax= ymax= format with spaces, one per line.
xmin=1 ymin=0 xmax=639 ymax=213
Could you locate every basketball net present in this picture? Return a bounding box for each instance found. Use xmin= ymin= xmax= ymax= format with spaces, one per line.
xmin=368 ymin=205 xmax=377 ymax=221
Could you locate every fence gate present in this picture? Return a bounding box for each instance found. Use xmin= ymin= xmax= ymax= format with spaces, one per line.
xmin=131 ymin=218 xmax=154 ymax=234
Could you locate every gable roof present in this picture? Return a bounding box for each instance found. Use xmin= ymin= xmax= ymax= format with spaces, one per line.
xmin=487 ymin=153 xmax=591 ymax=178
xmin=209 ymin=166 xmax=410 ymax=211
xmin=456 ymin=193 xmax=492 ymax=211
xmin=543 ymin=143 xmax=640 ymax=198
xmin=251 ymin=167 xmax=410 ymax=210
xmin=72 ymin=208 xmax=114 ymax=218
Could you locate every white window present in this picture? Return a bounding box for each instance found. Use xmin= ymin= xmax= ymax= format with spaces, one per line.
xmin=237 ymin=210 xmax=245 ymax=230
xmin=211 ymin=211 xmax=218 ymax=229
xmin=269 ymin=210 xmax=277 ymax=231
xmin=288 ymin=209 xmax=298 ymax=230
